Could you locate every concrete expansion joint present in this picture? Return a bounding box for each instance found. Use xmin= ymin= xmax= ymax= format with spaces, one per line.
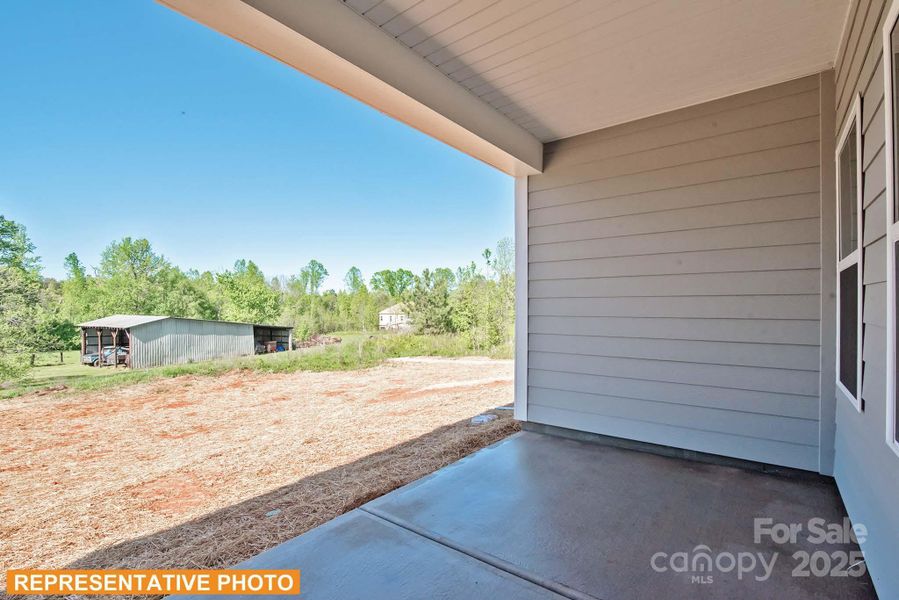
xmin=359 ymin=506 xmax=602 ymax=600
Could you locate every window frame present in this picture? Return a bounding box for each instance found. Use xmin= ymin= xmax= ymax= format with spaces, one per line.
xmin=882 ymin=3 xmax=899 ymax=458
xmin=835 ymin=92 xmax=864 ymax=413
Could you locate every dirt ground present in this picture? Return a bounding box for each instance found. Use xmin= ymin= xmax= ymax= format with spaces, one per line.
xmin=0 ymin=357 xmax=517 ymax=592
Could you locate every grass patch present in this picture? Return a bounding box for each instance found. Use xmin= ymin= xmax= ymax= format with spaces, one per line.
xmin=1 ymin=333 xmax=511 ymax=399
xmin=1 ymin=350 xmax=113 ymax=398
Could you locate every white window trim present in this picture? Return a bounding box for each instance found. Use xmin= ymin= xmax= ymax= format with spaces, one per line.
xmin=835 ymin=92 xmax=864 ymax=413
xmin=882 ymin=3 xmax=899 ymax=458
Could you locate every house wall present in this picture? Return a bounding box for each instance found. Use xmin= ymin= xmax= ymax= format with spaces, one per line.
xmin=832 ymin=0 xmax=899 ymax=595
xmin=379 ymin=312 xmax=410 ymax=330
xmin=129 ymin=318 xmax=255 ymax=369
xmin=526 ymin=74 xmax=827 ymax=472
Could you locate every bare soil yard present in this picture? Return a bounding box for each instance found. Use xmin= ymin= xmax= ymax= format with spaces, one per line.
xmin=0 ymin=357 xmax=516 ymax=592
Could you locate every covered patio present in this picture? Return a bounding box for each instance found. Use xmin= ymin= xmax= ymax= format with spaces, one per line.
xmin=158 ymin=0 xmax=899 ymax=597
xmin=177 ymin=432 xmax=874 ymax=599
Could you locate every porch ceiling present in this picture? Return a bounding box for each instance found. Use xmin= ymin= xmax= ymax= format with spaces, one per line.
xmin=158 ymin=0 xmax=848 ymax=175
xmin=346 ymin=0 xmax=850 ymax=142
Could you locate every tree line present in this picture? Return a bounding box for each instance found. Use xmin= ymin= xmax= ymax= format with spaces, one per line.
xmin=0 ymin=215 xmax=514 ymax=380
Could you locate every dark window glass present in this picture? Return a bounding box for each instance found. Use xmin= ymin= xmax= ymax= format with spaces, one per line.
xmin=840 ymin=263 xmax=859 ymax=395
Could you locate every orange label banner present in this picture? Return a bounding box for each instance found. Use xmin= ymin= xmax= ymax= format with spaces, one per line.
xmin=6 ymin=569 xmax=300 ymax=595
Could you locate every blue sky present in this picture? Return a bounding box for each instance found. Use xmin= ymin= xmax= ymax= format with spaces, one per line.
xmin=0 ymin=1 xmax=513 ymax=289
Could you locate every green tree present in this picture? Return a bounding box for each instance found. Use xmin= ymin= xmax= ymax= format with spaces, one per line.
xmin=35 ymin=279 xmax=79 ymax=355
xmin=467 ymin=238 xmax=515 ymax=350
xmin=407 ymin=268 xmax=453 ymax=334
xmin=344 ymin=266 xmax=366 ymax=293
xmin=0 ymin=267 xmax=41 ymax=379
xmin=433 ymin=267 xmax=456 ymax=290
xmin=189 ymin=270 xmax=224 ymax=319
xmin=0 ymin=216 xmax=39 ymax=272
xmin=217 ymin=259 xmax=282 ymax=324
xmin=156 ymin=266 xmax=218 ymax=319
xmin=0 ymin=217 xmax=42 ymax=379
xmin=60 ymin=252 xmax=94 ymax=323
xmin=484 ymin=237 xmax=513 ymax=278
xmin=7 ymin=224 xmax=519 ymax=371
xmin=299 ymin=259 xmax=328 ymax=295
xmin=455 ymin=261 xmax=481 ymax=285
xmin=370 ymin=268 xmax=414 ymax=297
xmin=95 ymin=237 xmax=168 ymax=314
xmin=444 ymin=238 xmax=516 ymax=352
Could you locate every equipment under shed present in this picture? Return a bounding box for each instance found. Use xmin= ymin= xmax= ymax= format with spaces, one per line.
xmin=79 ymin=315 xmax=293 ymax=369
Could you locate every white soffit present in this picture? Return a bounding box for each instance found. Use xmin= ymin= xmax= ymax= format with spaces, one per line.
xmin=345 ymin=0 xmax=850 ymax=142
xmin=157 ymin=0 xmax=543 ymax=175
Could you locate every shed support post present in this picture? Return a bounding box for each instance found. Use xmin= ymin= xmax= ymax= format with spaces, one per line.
xmin=80 ymin=329 xmax=85 ymax=358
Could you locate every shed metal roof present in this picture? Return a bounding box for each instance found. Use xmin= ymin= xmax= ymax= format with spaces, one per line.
xmin=79 ymin=314 xmax=294 ymax=330
xmin=79 ymin=315 xmax=169 ymax=329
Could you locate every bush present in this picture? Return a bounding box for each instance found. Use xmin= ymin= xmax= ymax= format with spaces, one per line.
xmin=0 ymin=354 xmax=30 ymax=382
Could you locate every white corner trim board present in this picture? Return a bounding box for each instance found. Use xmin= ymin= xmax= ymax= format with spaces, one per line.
xmin=881 ymin=2 xmax=899 ymax=458
xmin=514 ymin=176 xmax=528 ymax=422
xmin=834 ymin=92 xmax=864 ymax=413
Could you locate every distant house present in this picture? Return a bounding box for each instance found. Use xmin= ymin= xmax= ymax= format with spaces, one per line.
xmin=378 ymin=304 xmax=411 ymax=331
xmin=78 ymin=315 xmax=293 ymax=369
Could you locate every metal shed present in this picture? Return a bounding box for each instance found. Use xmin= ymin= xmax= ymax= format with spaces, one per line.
xmin=78 ymin=315 xmax=293 ymax=369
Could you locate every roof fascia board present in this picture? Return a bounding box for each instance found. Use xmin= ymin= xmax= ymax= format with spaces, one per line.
xmin=157 ymin=0 xmax=543 ymax=175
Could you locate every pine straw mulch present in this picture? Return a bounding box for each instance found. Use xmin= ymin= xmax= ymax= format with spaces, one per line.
xmin=0 ymin=357 xmax=518 ymax=599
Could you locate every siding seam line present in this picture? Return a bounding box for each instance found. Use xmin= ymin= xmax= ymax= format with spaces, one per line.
xmin=528 ymin=267 xmax=822 ymax=281
xmin=530 ymin=192 xmax=821 ymax=227
xmin=525 ymin=350 xmax=820 ymax=372
xmin=528 ymin=216 xmax=823 ymax=246
xmin=525 ymin=366 xmax=819 ymax=398
xmin=530 ymin=167 xmax=820 ymax=210
xmin=532 ymin=141 xmax=820 ymax=195
xmin=526 ymin=385 xmax=820 ymax=421
xmin=526 ymin=328 xmax=821 ymax=347
xmin=526 ymin=401 xmax=820 ymax=447
xmin=535 ymin=113 xmax=822 ymax=175
xmin=527 ymin=242 xmax=821 ymax=264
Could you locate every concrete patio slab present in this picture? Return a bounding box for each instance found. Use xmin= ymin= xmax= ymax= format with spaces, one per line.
xmin=176 ymin=431 xmax=877 ymax=599
xmin=367 ymin=432 xmax=876 ymax=599
xmin=220 ymin=509 xmax=566 ymax=600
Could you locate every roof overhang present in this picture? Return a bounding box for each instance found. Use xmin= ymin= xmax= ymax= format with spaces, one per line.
xmin=157 ymin=0 xmax=543 ymax=176
xmin=79 ymin=315 xmax=170 ymax=329
xmin=157 ymin=0 xmax=849 ymax=175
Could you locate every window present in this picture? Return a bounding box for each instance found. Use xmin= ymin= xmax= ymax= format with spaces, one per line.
xmin=835 ymin=93 xmax=863 ymax=413
xmin=883 ymin=4 xmax=899 ymax=457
